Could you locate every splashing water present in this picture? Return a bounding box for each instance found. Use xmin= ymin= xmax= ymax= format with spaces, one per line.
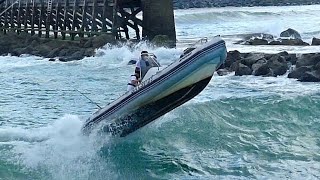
xmin=1 ymin=5 xmax=320 ymax=179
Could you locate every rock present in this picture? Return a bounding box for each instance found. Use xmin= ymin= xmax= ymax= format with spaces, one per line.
xmin=69 ymin=49 xmax=85 ymax=60
xmin=47 ymin=47 xmax=62 ymax=58
xmin=48 ymin=58 xmax=56 ymax=61
xmin=240 ymin=33 xmax=274 ymax=41
xmin=217 ymin=69 xmax=229 ymax=76
xmin=225 ymin=50 xmax=242 ymax=69
xmin=235 ymin=63 xmax=252 ymax=76
xmin=270 ymin=39 xmax=309 ymax=46
xmin=83 ymin=39 xmax=93 ymax=48
xmin=151 ymin=35 xmax=175 ymax=47
xmin=36 ymin=45 xmax=53 ymax=57
xmin=240 ymin=53 xmax=265 ymax=67
xmin=280 ymin=28 xmax=301 ymax=39
xmin=92 ymin=34 xmax=115 ymax=48
xmin=296 ymin=53 xmax=320 ymax=68
xmin=230 ymin=61 xmax=241 ymax=72
xmin=25 ymin=35 xmax=40 ymax=45
xmin=254 ymin=64 xmax=272 ymax=76
xmin=280 ymin=39 xmax=309 ymax=46
xmin=269 ymin=61 xmax=288 ymax=76
xmin=299 ymin=70 xmax=320 ymax=82
xmin=248 ymin=38 xmax=269 ymax=45
xmin=315 ymin=62 xmax=320 ymax=71
xmin=269 ymin=41 xmax=282 ymax=45
xmin=311 ymin=37 xmax=320 ymax=45
xmin=277 ymin=51 xmax=289 ymax=57
xmin=30 ymin=40 xmax=40 ymax=47
xmin=84 ymin=48 xmax=95 ymax=57
xmin=288 ymin=66 xmax=312 ymax=79
xmin=58 ymin=48 xmax=71 ymax=57
xmin=252 ymin=59 xmax=267 ymax=75
xmin=79 ymin=38 xmax=89 ymax=48
xmin=128 ymin=59 xmax=137 ymax=65
xmin=11 ymin=48 xmax=24 ymax=56
xmin=285 ymin=54 xmax=298 ymax=65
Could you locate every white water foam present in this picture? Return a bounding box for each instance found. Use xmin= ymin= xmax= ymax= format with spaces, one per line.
xmin=2 ymin=114 xmax=115 ymax=180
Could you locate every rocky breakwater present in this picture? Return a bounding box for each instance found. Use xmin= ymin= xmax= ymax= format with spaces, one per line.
xmin=238 ymin=28 xmax=314 ymax=46
xmin=217 ymin=50 xmax=320 ymax=82
xmin=0 ymin=32 xmax=116 ymax=61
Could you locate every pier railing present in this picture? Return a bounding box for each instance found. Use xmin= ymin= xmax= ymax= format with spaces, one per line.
xmin=0 ymin=0 xmax=142 ymax=40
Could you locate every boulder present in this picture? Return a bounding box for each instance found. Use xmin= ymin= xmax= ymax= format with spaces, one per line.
xmin=299 ymin=70 xmax=320 ymax=82
xmin=287 ymin=66 xmax=312 ymax=79
xmin=285 ymin=54 xmax=298 ymax=65
xmin=240 ymin=53 xmax=265 ymax=67
xmin=280 ymin=39 xmax=309 ymax=46
xmin=84 ymin=48 xmax=95 ymax=57
xmin=315 ymin=62 xmax=320 ymax=71
xmin=217 ymin=69 xmax=229 ymax=76
xmin=240 ymin=33 xmax=274 ymax=41
xmin=230 ymin=61 xmax=241 ymax=72
xmin=151 ymin=35 xmax=175 ymax=47
xmin=311 ymin=37 xmax=320 ymax=45
xmin=92 ymin=34 xmax=115 ymax=48
xmin=269 ymin=41 xmax=282 ymax=45
xmin=266 ymin=55 xmax=288 ymax=76
xmin=252 ymin=59 xmax=267 ymax=75
xmin=79 ymin=38 xmax=90 ymax=48
xmin=225 ymin=50 xmax=242 ymax=69
xmin=25 ymin=35 xmax=40 ymax=45
xmin=83 ymin=38 xmax=93 ymax=48
xmin=254 ymin=64 xmax=272 ymax=76
xmin=277 ymin=51 xmax=289 ymax=57
xmin=296 ymin=53 xmax=320 ymax=68
xmin=58 ymin=48 xmax=71 ymax=57
xmin=47 ymin=47 xmax=62 ymax=58
xmin=280 ymin=28 xmax=301 ymax=39
xmin=69 ymin=49 xmax=85 ymax=60
xmin=247 ymin=38 xmax=268 ymax=45
xmin=235 ymin=63 xmax=252 ymax=76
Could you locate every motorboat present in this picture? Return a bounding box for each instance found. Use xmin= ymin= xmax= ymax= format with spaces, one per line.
xmin=82 ymin=37 xmax=227 ymax=137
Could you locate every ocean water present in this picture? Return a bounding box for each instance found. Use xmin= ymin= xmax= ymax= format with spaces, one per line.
xmin=1 ymin=5 xmax=320 ymax=180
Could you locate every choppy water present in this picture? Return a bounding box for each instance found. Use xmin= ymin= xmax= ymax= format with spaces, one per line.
xmin=1 ymin=5 xmax=320 ymax=180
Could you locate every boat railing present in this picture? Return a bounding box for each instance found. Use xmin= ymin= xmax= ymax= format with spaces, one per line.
xmin=189 ymin=37 xmax=208 ymax=48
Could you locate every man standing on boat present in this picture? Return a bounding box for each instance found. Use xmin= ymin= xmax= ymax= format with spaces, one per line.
xmin=135 ymin=51 xmax=150 ymax=80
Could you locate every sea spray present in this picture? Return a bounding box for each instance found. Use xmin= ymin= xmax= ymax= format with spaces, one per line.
xmin=6 ymin=115 xmax=116 ymax=180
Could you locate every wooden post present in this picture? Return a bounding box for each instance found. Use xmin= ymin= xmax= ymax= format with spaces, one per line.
xmin=80 ymin=0 xmax=86 ymax=38
xmin=132 ymin=8 xmax=140 ymax=40
xmin=62 ymin=0 xmax=69 ymax=40
xmin=111 ymin=0 xmax=118 ymax=39
xmin=3 ymin=0 xmax=8 ymax=34
xmin=54 ymin=0 xmax=60 ymax=39
xmin=16 ymin=0 xmax=21 ymax=34
xmin=45 ymin=0 xmax=52 ymax=38
xmin=38 ymin=0 xmax=44 ymax=37
xmin=23 ymin=0 xmax=29 ymax=33
xmin=9 ymin=0 xmax=15 ymax=32
xmin=91 ymin=0 xmax=97 ymax=36
xmin=70 ymin=0 xmax=77 ymax=40
xmin=31 ymin=0 xmax=36 ymax=35
xmin=101 ymin=0 xmax=107 ymax=32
